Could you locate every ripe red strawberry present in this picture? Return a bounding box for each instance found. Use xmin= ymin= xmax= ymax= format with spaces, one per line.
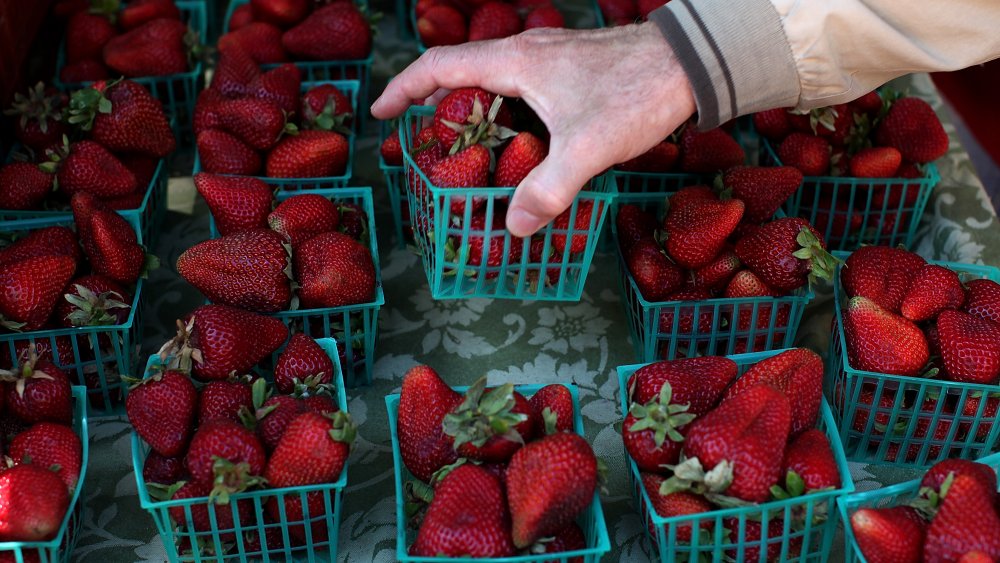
xmin=723 ymin=348 xmax=823 ymax=437
xmin=185 ymin=419 xmax=266 ymax=486
xmin=734 ymin=217 xmax=836 ymax=291
xmin=268 ymin=194 xmax=340 ymax=246
xmin=71 ymin=193 xmax=147 ymax=284
xmin=336 ymin=201 xmax=368 ymax=240
xmin=198 ymin=379 xmax=254 ymax=426
xmin=775 ymin=428 xmax=840 ymax=497
xmin=506 ymin=432 xmax=598 ymax=548
xmin=298 ymin=84 xmax=352 ymax=133
xmin=409 ymin=126 xmax=445 ymax=196
xmin=851 ymin=91 xmax=883 ymax=117
xmin=274 ymin=334 xmax=335 ymax=394
xmin=0 ymin=255 xmax=76 ymax=332
xmin=212 ymin=47 xmax=260 ymax=99
xmin=282 ymin=2 xmax=373 ymax=60
xmin=5 ymin=83 xmax=69 ymax=152
xmin=777 ymin=132 xmax=830 ymax=176
xmin=458 ymin=211 xmax=523 ymax=279
xmin=443 ymin=380 xmax=535 ymax=463
xmin=252 ymin=395 xmax=308 ymax=451
xmin=552 ymin=199 xmax=599 ymax=254
xmin=0 ymin=226 xmax=80 ymax=267
xmin=664 ymin=192 xmax=744 ymax=270
xmin=263 ymin=490 xmax=328 ymax=543
xmin=841 ymin=245 xmax=927 ymax=313
xmin=142 ymin=451 xmax=187 ymax=485
xmin=381 ymin=129 xmax=403 ymax=166
xmin=266 ymin=130 xmax=349 ymax=178
xmin=657 ymin=287 xmax=717 ymax=338
xmin=920 ymin=459 xmax=998 ymax=499
xmin=722 ymin=166 xmax=803 ymax=224
xmin=851 ymin=506 xmax=927 ymax=563
xmin=250 ymin=63 xmax=302 ymax=116
xmin=193 ymin=88 xmax=226 ymax=134
xmin=597 ymin=0 xmax=637 ymax=25
xmin=495 ymin=132 xmax=546 ymax=187
xmin=397 ymin=365 xmax=462 ymax=482
xmin=59 ymin=59 xmax=109 ymax=84
xmin=2 ymin=353 xmax=73 ymax=424
xmin=293 ymin=231 xmax=376 ymax=309
xmin=875 ymin=97 xmax=949 ymax=163
xmin=964 ymin=279 xmax=1000 ymax=324
xmin=265 ymin=410 xmax=354 ymax=488
xmin=417 ymin=5 xmax=467 ymax=47
xmin=527 ymin=384 xmax=574 ymax=435
xmin=627 ymin=356 xmax=737 ymax=412
xmin=219 ymin=22 xmax=288 ymax=64
xmin=678 ymin=126 xmax=745 ymax=173
xmin=197 ymin=129 xmax=262 ymax=175
xmin=65 ymin=11 xmax=116 ymax=64
xmin=753 ymin=108 xmax=791 ymax=141
xmin=615 ymin=204 xmax=658 ymax=252
xmin=624 ymin=381 xmax=697 ymax=473
xmin=937 ymin=309 xmax=1000 ymax=384
xmin=676 ymin=384 xmax=791 ymax=503
xmin=166 ymin=480 xmax=256 ymax=540
xmin=924 ymin=474 xmax=1000 ymax=561
xmin=102 ymin=18 xmax=188 ymax=77
xmin=410 ymin=464 xmax=515 ymax=557
xmin=428 ymin=144 xmax=491 ymax=214
xmin=639 ymin=473 xmax=712 ymax=543
xmin=126 ymin=369 xmax=197 ymax=456
xmin=0 ymin=464 xmax=70 ymax=542
xmin=433 ymin=88 xmax=512 ymax=153
xmin=194 ymin=173 xmax=274 ymax=236
xmin=57 ymin=141 xmax=138 ymax=198
xmin=468 ymin=2 xmax=521 ymax=41
xmin=843 ymin=296 xmax=930 ymax=376
xmin=960 ymin=393 xmax=1000 ymax=440
xmin=251 ymin=0 xmax=310 ymax=27
xmin=0 ymin=162 xmax=53 ymax=211
xmin=957 ymin=552 xmax=997 ymax=563
xmin=119 ymin=0 xmax=181 ymax=29
xmin=10 ymin=423 xmax=82 ymax=491
xmin=616 ymin=140 xmax=680 ymax=173
xmin=53 ymin=274 xmax=131 ymax=329
xmin=69 ymin=79 xmax=176 ymax=158
xmin=849 ymin=146 xmax=903 ymax=178
xmin=524 ymin=5 xmax=564 ymax=28
xmin=158 ymin=304 xmax=288 ymax=381
xmin=900 ymin=264 xmax=966 ymax=322
xmin=216 ymin=98 xmax=291 ymax=151
xmin=624 ymin=239 xmax=684 ymax=302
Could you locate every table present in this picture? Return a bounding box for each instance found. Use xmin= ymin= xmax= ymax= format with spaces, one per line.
xmin=68 ymin=6 xmax=1000 ymax=563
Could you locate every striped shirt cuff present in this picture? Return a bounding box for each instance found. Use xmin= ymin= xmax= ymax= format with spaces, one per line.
xmin=648 ymin=0 xmax=801 ymax=129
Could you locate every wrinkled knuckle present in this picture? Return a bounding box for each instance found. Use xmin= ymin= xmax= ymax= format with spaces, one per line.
xmin=526 ymin=183 xmax=574 ymax=217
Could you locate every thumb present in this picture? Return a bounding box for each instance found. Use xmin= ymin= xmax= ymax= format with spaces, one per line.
xmin=505 ymin=137 xmax=608 ymax=238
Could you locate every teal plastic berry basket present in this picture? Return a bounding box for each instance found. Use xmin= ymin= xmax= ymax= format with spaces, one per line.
xmin=53 ymin=1 xmax=206 ymax=141
xmin=838 ymin=451 xmax=1000 ymax=562
xmin=396 ymin=0 xmax=415 ymax=39
xmin=132 ymin=338 xmax=350 ymax=563
xmin=205 ymin=187 xmax=384 ymax=387
xmin=0 ymin=215 xmax=145 ymax=416
xmin=385 ymin=382 xmax=611 ymax=562
xmin=617 ymin=350 xmax=855 ymax=563
xmin=590 ymin=0 xmax=609 ymax=27
xmin=611 ymin=192 xmax=812 ymax=362
xmin=400 ymin=106 xmax=616 ymax=300
xmin=379 ymin=119 xmax=409 ymax=249
xmin=193 ymin=80 xmax=358 ymax=190
xmin=826 ymin=251 xmax=1000 ymax=468
xmin=0 ymin=386 xmax=90 ymax=563
xmin=758 ymin=138 xmax=939 ymax=252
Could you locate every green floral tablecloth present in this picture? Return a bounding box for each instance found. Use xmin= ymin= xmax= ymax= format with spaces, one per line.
xmin=69 ymin=4 xmax=1000 ymax=561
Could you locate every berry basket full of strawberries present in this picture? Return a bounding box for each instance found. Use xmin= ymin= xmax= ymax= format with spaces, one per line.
xmin=840 ymin=455 xmax=1000 ymax=561
xmin=618 ymin=348 xmax=854 ymax=562
xmin=827 ymin=246 xmax=1000 ymax=467
xmin=753 ymin=91 xmax=945 ymax=251
xmin=386 ymin=366 xmax=611 ymax=561
xmin=399 ymin=89 xmax=615 ymax=300
xmin=130 ymin=333 xmax=354 ymax=562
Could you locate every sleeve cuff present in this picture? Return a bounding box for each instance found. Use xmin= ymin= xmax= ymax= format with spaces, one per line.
xmin=648 ymin=0 xmax=801 ymax=129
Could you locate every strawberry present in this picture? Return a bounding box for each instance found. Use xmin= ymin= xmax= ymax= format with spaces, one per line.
xmin=126 ymin=369 xmax=197 ymax=457
xmin=527 ymin=384 xmax=574 ymax=435
xmin=251 ymin=0 xmax=310 ymax=27
xmin=56 ymin=141 xmax=138 ymax=198
xmin=194 ymin=173 xmax=274 ymax=236
xmin=442 ymin=378 xmax=535 ymax=463
xmin=624 ymin=239 xmax=684 ymax=301
xmin=900 ymin=264 xmax=966 ymax=322
xmin=417 ymin=5 xmax=467 ymax=48
xmin=639 ymin=473 xmax=712 ymax=543
xmin=193 ymin=88 xmax=226 ymax=134
xmin=843 ymin=296 xmax=930 ymax=376
xmin=218 ymin=22 xmax=288 ymax=64
xmin=428 ymin=144 xmax=491 ymax=217
xmin=615 ymin=204 xmax=658 ymax=252
xmin=300 ymin=83 xmax=353 ymax=131
xmin=524 ymin=5 xmax=564 ymax=28
xmin=53 ymin=274 xmax=131 ymax=329
xmin=212 ymin=47 xmax=260 ymax=99
xmin=59 ymin=60 xmax=109 ymax=84
xmin=216 ymin=98 xmax=292 ymax=151
xmin=250 ymin=63 xmax=302 ymax=116
xmin=623 ymin=381 xmax=697 ymax=473
xmin=616 ymin=140 xmax=680 ymax=173
xmin=68 ymin=79 xmax=176 ymax=158
xmin=433 ymin=88 xmax=513 ymax=153
xmin=102 ymin=18 xmax=189 ymax=77
xmin=0 ymin=162 xmax=53 ymax=210
xmin=142 ymin=451 xmax=187 ymax=485
xmin=458 ymin=210 xmax=523 ymax=278
xmin=381 ymin=129 xmax=403 ymax=166
xmin=266 ymin=130 xmax=349 ymax=178
xmin=282 ymin=3 xmax=373 ymax=60
xmin=506 ymin=432 xmax=598 ymax=548
xmin=958 ymin=552 xmax=997 ymax=563
xmin=185 ymin=419 xmax=266 ymax=487
xmin=552 ymin=199 xmax=599 ymax=254
xmin=841 ymin=245 xmax=927 ymax=313
xmin=774 ymin=428 xmax=840 ymax=498
xmin=264 ymin=491 xmax=327 ymax=543
xmin=725 ymin=517 xmax=801 ymax=562
xmin=875 ymin=97 xmax=949 ymax=163
xmin=532 ymin=523 xmax=584 ymax=561
xmin=937 ymin=309 xmax=1000 ymax=384
xmin=960 ymin=393 xmax=1000 ymax=441
xmin=265 ymin=410 xmax=354 ymax=488
xmin=468 ymin=2 xmax=521 ymax=41
xmin=9 ymin=423 xmax=82 ymax=490
xmin=849 ymin=146 xmax=903 ymax=178
xmin=65 ymin=11 xmax=117 ymax=64
xmin=920 ymin=459 xmax=998 ymax=499
xmin=924 ymin=474 xmax=1000 ymax=561
xmin=197 ymin=129 xmax=262 ymax=175
xmin=410 ymin=464 xmax=515 ymax=557
xmin=408 ymin=126 xmax=445 ymax=197
xmin=268 ymin=194 xmax=340 ymax=246
xmin=0 ymin=226 xmax=80 ymax=268
xmin=964 ymin=279 xmax=1000 ymax=324
xmin=723 ymin=269 xmax=790 ymax=349
xmin=166 ymin=480 xmax=256 ymax=540
xmin=0 ymin=464 xmax=70 ymax=542
xmin=495 ymin=132 xmax=546 ymax=187
xmin=198 ymin=379 xmax=254 ymax=426
xmin=753 ymin=108 xmax=791 ymax=141
xmin=627 ymin=356 xmax=738 ymax=411
xmin=777 ymin=132 xmax=830 ymax=176
xmin=851 ymin=91 xmax=883 ymax=117
xmin=5 ymin=82 xmax=69 ymax=152
xmin=678 ymin=126 xmax=745 ymax=173
xmin=274 ymin=334 xmax=335 ymax=394
xmin=293 ymin=231 xmax=376 ymax=308
xmin=71 ymin=193 xmax=147 ymax=284
xmin=336 ymin=201 xmax=368 ymax=240
xmin=664 ymin=192 xmax=744 ymax=269
xmin=157 ymin=304 xmax=288 ymax=381
xmin=119 ymin=0 xmax=181 ymax=30
xmin=734 ymin=217 xmax=836 ymax=291
xmin=252 ymin=395 xmax=309 ymax=451
xmin=657 ymin=287 xmax=717 ymax=337
xmin=397 ymin=365 xmax=462 ymax=482
xmin=0 ymin=255 xmax=76 ymax=332
xmin=1 ymin=353 xmax=73 ymax=425
xmin=724 ymin=348 xmax=823 ymax=437
xmin=722 ymin=166 xmax=803 ymax=224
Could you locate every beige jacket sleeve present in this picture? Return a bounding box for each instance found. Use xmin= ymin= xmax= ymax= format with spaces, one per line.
xmin=648 ymin=0 xmax=1000 ymax=129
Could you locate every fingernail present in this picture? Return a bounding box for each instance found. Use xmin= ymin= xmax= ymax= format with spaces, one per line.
xmin=506 ymin=207 xmax=542 ymax=237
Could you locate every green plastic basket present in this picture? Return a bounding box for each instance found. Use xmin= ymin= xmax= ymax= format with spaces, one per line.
xmin=618 ymin=350 xmax=855 ymax=563
xmin=132 ymin=338 xmax=350 ymax=563
xmin=193 ymin=80 xmax=359 ymax=190
xmin=611 ymin=192 xmax=812 ymax=363
xmin=379 ymin=119 xmax=409 ymax=249
xmin=400 ymin=106 xmax=615 ymax=300
xmin=758 ymin=137 xmax=939 ymax=252
xmin=385 ymin=382 xmax=611 ymax=562
xmin=590 ymin=0 xmax=609 ymax=27
xmin=826 ymin=251 xmax=1000 ymax=468
xmin=0 ymin=386 xmax=90 ymax=563
xmin=838 ymin=451 xmax=1000 ymax=562
xmin=205 ymin=187 xmax=383 ymax=387
xmin=53 ymin=1 xmax=207 ymax=140
xmin=396 ymin=0 xmax=415 ymax=39
xmin=0 ymin=215 xmax=146 ymax=416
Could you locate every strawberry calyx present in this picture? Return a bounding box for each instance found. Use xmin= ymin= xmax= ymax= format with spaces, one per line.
xmin=441 ymin=376 xmax=528 ymax=451
xmin=404 ymin=478 xmax=436 ymax=528
xmin=145 ymin=480 xmax=186 ymax=501
xmin=67 ymin=80 xmax=119 ymax=132
xmin=660 ymin=456 xmax=752 ymax=508
xmin=541 ymin=407 xmax=560 ymax=435
xmin=326 ymin=410 xmax=357 ymax=449
xmin=627 ymin=381 xmax=697 ymax=448
xmin=429 ymin=458 xmax=469 ymax=486
xmin=209 ymin=456 xmax=267 ymax=504
xmin=0 ymin=347 xmax=55 ymax=396
xmin=793 ymin=227 xmax=839 ymax=287
xmin=157 ymin=317 xmax=203 ymax=375
xmin=237 ymin=378 xmax=274 ymax=430
xmin=3 ymin=82 xmax=66 ymax=134
xmin=442 ymin=95 xmax=517 ymax=157
xmin=303 ymin=98 xmax=352 ymax=136
xmin=63 ymin=283 xmax=131 ymax=327
xmin=909 ymin=471 xmax=954 ymax=520
xmin=184 ymin=27 xmax=206 ymax=68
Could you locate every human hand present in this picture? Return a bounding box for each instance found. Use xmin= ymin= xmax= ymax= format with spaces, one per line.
xmin=371 ymin=22 xmax=696 ymax=237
